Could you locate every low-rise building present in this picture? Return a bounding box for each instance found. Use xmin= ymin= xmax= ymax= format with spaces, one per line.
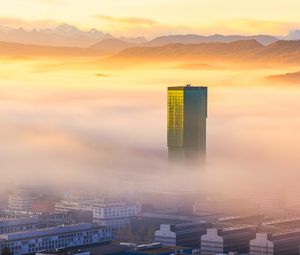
xmin=122 ymin=243 xmax=194 ymax=255
xmin=81 ymin=200 xmax=141 ymax=228
xmin=135 ymin=212 xmax=215 ymax=226
xmin=56 ymin=198 xmax=141 ymax=228
xmin=154 ymin=221 xmax=210 ymax=248
xmin=0 ymin=223 xmax=113 ymax=255
xmin=250 ymin=231 xmax=300 ymax=255
xmin=36 ymin=250 xmax=90 ymax=255
xmin=8 ymin=188 xmax=38 ymax=211
xmin=54 ymin=201 xmax=81 ymax=213
xmin=42 ymin=211 xmax=93 ymax=226
xmin=0 ymin=217 xmax=44 ymax=234
xmin=201 ymin=227 xmax=256 ymax=255
xmin=218 ymin=215 xmax=265 ymax=226
xmin=0 ymin=210 xmax=93 ymax=231
xmin=262 ymin=217 xmax=300 ymax=229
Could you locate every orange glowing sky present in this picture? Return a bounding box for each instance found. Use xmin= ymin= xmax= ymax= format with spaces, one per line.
xmin=1 ymin=0 xmax=300 ymax=37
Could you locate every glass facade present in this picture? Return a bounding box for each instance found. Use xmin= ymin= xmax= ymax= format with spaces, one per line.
xmin=168 ymin=89 xmax=184 ymax=148
xmin=167 ymin=86 xmax=208 ymax=164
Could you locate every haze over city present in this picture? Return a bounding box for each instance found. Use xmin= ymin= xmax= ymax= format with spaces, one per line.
xmin=0 ymin=1 xmax=300 ymax=255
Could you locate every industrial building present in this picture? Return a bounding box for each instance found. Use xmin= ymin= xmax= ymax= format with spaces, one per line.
xmin=154 ymin=221 xmax=211 ymax=248
xmin=201 ymin=227 xmax=256 ymax=254
xmin=0 ymin=223 xmax=113 ymax=255
xmin=250 ymin=230 xmax=300 ymax=255
xmin=55 ymin=199 xmax=140 ymax=228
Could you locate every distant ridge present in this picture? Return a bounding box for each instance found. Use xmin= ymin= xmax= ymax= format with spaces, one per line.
xmin=89 ymin=39 xmax=135 ymax=55
xmin=0 ymin=24 xmax=113 ymax=48
xmin=2 ymin=39 xmax=300 ymax=65
xmin=146 ymin=34 xmax=278 ymax=46
xmin=111 ymin=40 xmax=265 ymax=60
xmin=108 ymin=40 xmax=300 ymax=65
xmin=0 ymin=23 xmax=284 ymax=49
xmin=0 ymin=24 xmax=146 ymax=48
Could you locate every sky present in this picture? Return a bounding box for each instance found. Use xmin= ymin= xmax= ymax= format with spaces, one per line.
xmin=1 ymin=0 xmax=300 ymax=37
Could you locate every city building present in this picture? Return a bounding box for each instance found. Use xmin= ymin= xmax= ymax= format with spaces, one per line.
xmin=201 ymin=227 xmax=256 ymax=254
xmin=55 ymin=200 xmax=81 ymax=213
xmin=217 ymin=215 xmax=265 ymax=226
xmin=0 ymin=223 xmax=113 ymax=255
xmin=36 ymin=250 xmax=90 ymax=255
xmin=167 ymin=85 xmax=207 ymax=165
xmin=55 ymin=198 xmax=141 ymax=228
xmin=80 ymin=200 xmax=141 ymax=228
xmin=8 ymin=188 xmax=38 ymax=211
xmin=0 ymin=217 xmax=44 ymax=234
xmin=32 ymin=199 xmax=56 ymax=213
xmin=154 ymin=221 xmax=210 ymax=248
xmin=118 ymin=212 xmax=207 ymax=243
xmin=250 ymin=231 xmax=300 ymax=255
xmin=134 ymin=211 xmax=215 ymax=227
xmin=42 ymin=211 xmax=93 ymax=226
xmin=121 ymin=243 xmax=194 ymax=255
xmin=0 ymin=210 xmax=93 ymax=228
xmin=0 ymin=210 xmax=38 ymax=221
xmin=262 ymin=217 xmax=300 ymax=229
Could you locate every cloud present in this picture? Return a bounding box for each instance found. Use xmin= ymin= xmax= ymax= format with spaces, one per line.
xmin=0 ymin=17 xmax=60 ymax=29
xmin=1 ymin=56 xmax=300 ymax=209
xmin=210 ymin=19 xmax=300 ymax=35
xmin=93 ymin=14 xmax=196 ymax=38
xmin=30 ymin=0 xmax=64 ymax=4
xmin=92 ymin=15 xmax=300 ymax=38
xmin=95 ymin=15 xmax=158 ymax=27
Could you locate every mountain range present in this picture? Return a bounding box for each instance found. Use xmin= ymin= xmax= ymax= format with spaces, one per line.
xmin=145 ymin=34 xmax=278 ymax=46
xmin=108 ymin=40 xmax=300 ymax=65
xmin=1 ymin=23 xmax=300 ymax=65
xmin=0 ymin=24 xmax=146 ymax=48
xmin=1 ymin=23 xmax=300 ymax=49
xmin=2 ymin=39 xmax=300 ymax=67
xmin=88 ymin=35 xmax=279 ymax=55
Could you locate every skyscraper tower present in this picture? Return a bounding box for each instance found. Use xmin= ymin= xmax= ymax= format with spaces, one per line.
xmin=167 ymin=85 xmax=208 ymax=165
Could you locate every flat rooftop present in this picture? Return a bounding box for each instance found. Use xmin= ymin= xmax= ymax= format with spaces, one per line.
xmin=0 ymin=217 xmax=41 ymax=228
xmin=127 ymin=246 xmax=191 ymax=254
xmin=137 ymin=212 xmax=205 ymax=221
xmin=0 ymin=223 xmax=107 ymax=242
xmin=37 ymin=250 xmax=89 ymax=255
xmin=168 ymin=85 xmax=207 ymax=90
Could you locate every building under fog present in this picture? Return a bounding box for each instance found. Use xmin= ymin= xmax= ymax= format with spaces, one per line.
xmin=167 ymin=85 xmax=207 ymax=165
xmin=80 ymin=200 xmax=141 ymax=228
xmin=250 ymin=231 xmax=300 ymax=255
xmin=8 ymin=187 xmax=38 ymax=211
xmin=154 ymin=221 xmax=210 ymax=248
xmin=201 ymin=227 xmax=256 ymax=254
xmin=55 ymin=199 xmax=140 ymax=228
xmin=0 ymin=223 xmax=113 ymax=255
xmin=0 ymin=217 xmax=43 ymax=234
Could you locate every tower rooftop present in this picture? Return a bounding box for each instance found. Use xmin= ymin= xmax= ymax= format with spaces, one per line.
xmin=168 ymin=85 xmax=207 ymax=90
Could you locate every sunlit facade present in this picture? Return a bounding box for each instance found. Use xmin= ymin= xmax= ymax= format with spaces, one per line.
xmin=168 ymin=85 xmax=207 ymax=165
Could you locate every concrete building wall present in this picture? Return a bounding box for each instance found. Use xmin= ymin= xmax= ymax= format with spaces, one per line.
xmin=154 ymin=224 xmax=176 ymax=246
xmin=201 ymin=228 xmax=224 ymax=255
xmin=250 ymin=233 xmax=274 ymax=255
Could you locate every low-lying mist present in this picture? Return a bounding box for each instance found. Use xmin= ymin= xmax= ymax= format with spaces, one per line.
xmin=0 ymin=57 xmax=300 ymax=215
